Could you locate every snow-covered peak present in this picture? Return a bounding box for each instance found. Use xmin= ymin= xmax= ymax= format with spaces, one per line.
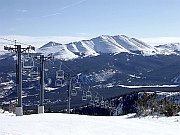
xmin=36 ymin=42 xmax=78 ymax=60
xmin=156 ymin=43 xmax=180 ymax=50
xmin=112 ymin=35 xmax=158 ymax=55
xmin=156 ymin=43 xmax=180 ymax=55
xmin=39 ymin=41 xmax=62 ymax=48
xmin=91 ymin=35 xmax=129 ymax=53
xmin=67 ymin=41 xmax=99 ymax=56
xmin=112 ymin=35 xmax=141 ymax=51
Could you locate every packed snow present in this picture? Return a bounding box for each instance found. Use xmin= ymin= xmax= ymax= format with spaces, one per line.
xmin=0 ymin=110 xmax=180 ymax=135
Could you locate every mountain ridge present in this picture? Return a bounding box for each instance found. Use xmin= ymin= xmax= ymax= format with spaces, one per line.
xmin=37 ymin=35 xmax=159 ymax=60
xmin=1 ymin=35 xmax=180 ymax=60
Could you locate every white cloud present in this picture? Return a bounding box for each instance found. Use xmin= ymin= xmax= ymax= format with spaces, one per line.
xmin=140 ymin=37 xmax=180 ymax=46
xmin=0 ymin=35 xmax=89 ymax=48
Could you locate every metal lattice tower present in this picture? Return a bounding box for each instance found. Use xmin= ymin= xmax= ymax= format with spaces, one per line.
xmin=34 ymin=54 xmax=53 ymax=114
xmin=4 ymin=42 xmax=35 ymax=116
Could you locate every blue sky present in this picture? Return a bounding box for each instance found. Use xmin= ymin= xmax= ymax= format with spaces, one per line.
xmin=0 ymin=0 xmax=180 ymax=46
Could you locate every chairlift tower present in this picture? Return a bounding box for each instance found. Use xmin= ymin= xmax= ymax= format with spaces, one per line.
xmin=35 ymin=54 xmax=53 ymax=114
xmin=66 ymin=74 xmax=72 ymax=114
xmin=4 ymin=42 xmax=35 ymax=116
xmin=66 ymin=74 xmax=81 ymax=114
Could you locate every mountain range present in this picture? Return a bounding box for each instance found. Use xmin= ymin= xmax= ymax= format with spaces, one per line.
xmin=1 ymin=35 xmax=180 ymax=60
xmin=35 ymin=35 xmax=179 ymax=60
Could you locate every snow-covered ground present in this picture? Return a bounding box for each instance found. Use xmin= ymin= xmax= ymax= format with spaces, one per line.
xmin=0 ymin=110 xmax=180 ymax=135
xmin=118 ymin=84 xmax=179 ymax=88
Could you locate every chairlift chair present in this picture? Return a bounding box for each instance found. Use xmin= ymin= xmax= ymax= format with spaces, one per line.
xmin=45 ymin=78 xmax=52 ymax=86
xmin=55 ymin=79 xmax=63 ymax=87
xmin=44 ymin=68 xmax=49 ymax=72
xmin=47 ymin=78 xmax=52 ymax=85
xmin=29 ymin=66 xmax=39 ymax=78
xmin=105 ymin=100 xmax=109 ymax=108
xmin=100 ymin=100 xmax=105 ymax=107
xmin=109 ymin=101 xmax=115 ymax=108
xmin=22 ymin=77 xmax=28 ymax=82
xmin=95 ymin=101 xmax=100 ymax=107
xmin=30 ymin=72 xmax=39 ymax=78
xmin=94 ymin=96 xmax=99 ymax=103
xmin=86 ymin=90 xmax=92 ymax=98
xmin=56 ymin=62 xmax=64 ymax=79
xmin=27 ymin=77 xmax=37 ymax=82
xmin=82 ymin=91 xmax=87 ymax=101
xmin=74 ymin=82 xmax=81 ymax=90
xmin=89 ymin=97 xmax=95 ymax=106
xmin=82 ymin=95 xmax=87 ymax=101
xmin=71 ymin=88 xmax=77 ymax=96
xmin=112 ymin=101 xmax=115 ymax=107
xmin=56 ymin=70 xmax=64 ymax=80
xmin=23 ymin=55 xmax=34 ymax=70
xmin=22 ymin=70 xmax=29 ymax=76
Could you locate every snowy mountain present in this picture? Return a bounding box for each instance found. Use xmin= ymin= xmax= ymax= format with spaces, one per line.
xmin=1 ymin=35 xmax=180 ymax=60
xmin=156 ymin=43 xmax=180 ymax=55
xmin=37 ymin=35 xmax=159 ymax=60
xmin=36 ymin=42 xmax=78 ymax=60
xmin=67 ymin=41 xmax=99 ymax=56
xmin=91 ymin=35 xmax=129 ymax=53
xmin=111 ymin=35 xmax=158 ymax=55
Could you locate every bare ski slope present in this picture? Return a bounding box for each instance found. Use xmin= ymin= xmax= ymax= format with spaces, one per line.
xmin=0 ymin=111 xmax=180 ymax=135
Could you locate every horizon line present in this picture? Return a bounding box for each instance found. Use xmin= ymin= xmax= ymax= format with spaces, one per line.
xmin=0 ymin=35 xmax=180 ymax=48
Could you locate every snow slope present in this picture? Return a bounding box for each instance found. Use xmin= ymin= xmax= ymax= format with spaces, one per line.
xmin=0 ymin=112 xmax=180 ymax=135
xmin=36 ymin=42 xmax=78 ymax=60
xmin=91 ymin=35 xmax=129 ymax=53
xmin=112 ymin=35 xmax=157 ymax=55
xmin=67 ymin=41 xmax=99 ymax=56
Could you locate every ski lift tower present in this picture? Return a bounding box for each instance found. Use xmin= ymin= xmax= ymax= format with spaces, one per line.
xmin=4 ymin=41 xmax=35 ymax=116
xmin=65 ymin=74 xmax=81 ymax=114
xmin=65 ymin=74 xmax=72 ymax=114
xmin=35 ymin=54 xmax=53 ymax=114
